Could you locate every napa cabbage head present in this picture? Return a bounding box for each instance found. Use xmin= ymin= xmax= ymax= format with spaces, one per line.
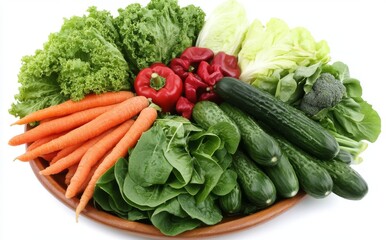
xmin=238 ymin=18 xmax=330 ymax=101
xmin=195 ymin=0 xmax=248 ymax=56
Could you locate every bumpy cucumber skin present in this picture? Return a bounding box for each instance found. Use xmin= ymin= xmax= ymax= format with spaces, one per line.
xmin=316 ymin=160 xmax=368 ymax=200
xmin=220 ymin=102 xmax=282 ymax=167
xmin=192 ymin=101 xmax=240 ymax=154
xmin=192 ymin=101 xmax=236 ymax=129
xmin=276 ymin=137 xmax=333 ymax=199
xmin=262 ymin=153 xmax=299 ymax=198
xmin=214 ymin=77 xmax=339 ymax=160
xmin=232 ymin=150 xmax=276 ymax=209
xmin=335 ymin=149 xmax=353 ymax=164
xmin=219 ymin=182 xmax=243 ymax=215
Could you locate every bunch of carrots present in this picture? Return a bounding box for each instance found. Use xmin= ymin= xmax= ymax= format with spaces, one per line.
xmin=8 ymin=91 xmax=158 ymax=219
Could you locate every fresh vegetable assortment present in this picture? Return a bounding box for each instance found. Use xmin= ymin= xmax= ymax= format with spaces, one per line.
xmin=8 ymin=0 xmax=382 ymax=237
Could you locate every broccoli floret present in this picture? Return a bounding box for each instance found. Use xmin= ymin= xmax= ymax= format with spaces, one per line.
xmin=300 ymin=73 xmax=346 ymax=116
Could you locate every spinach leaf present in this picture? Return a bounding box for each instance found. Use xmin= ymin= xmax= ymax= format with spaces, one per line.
xmin=189 ymin=131 xmax=222 ymax=156
xmin=93 ymin=187 xmax=115 ymax=212
xmin=184 ymin=184 xmax=201 ymax=196
xmin=123 ymin=173 xmax=184 ymax=208
xmin=150 ymin=199 xmax=201 ymax=236
xmin=93 ymin=115 xmax=238 ymax=235
xmin=212 ymin=169 xmax=238 ymax=196
xmin=114 ymin=157 xmax=128 ymax=194
xmin=95 ymin=165 xmax=129 ymax=214
xmin=178 ymin=194 xmax=222 ymax=225
xmin=190 ymin=162 xmax=205 ymax=185
xmin=127 ymin=209 xmax=149 ymax=221
xmin=193 ymin=153 xmax=223 ymax=202
xmin=101 ymin=181 xmax=130 ymax=213
xmin=214 ymin=147 xmax=233 ymax=170
xmin=114 ymin=157 xmax=154 ymax=211
xmin=163 ymin=121 xmax=193 ymax=187
xmin=96 ymin=164 xmax=116 ymax=184
xmin=207 ymin=122 xmax=238 ymax=154
xmin=128 ymin=124 xmax=173 ymax=187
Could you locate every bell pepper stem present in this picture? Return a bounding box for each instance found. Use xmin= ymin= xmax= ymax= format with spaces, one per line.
xmin=150 ymin=73 xmax=166 ymax=91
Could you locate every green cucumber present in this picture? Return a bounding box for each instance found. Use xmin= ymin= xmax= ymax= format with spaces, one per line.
xmin=220 ymin=102 xmax=282 ymax=166
xmin=232 ymin=150 xmax=276 ymax=209
xmin=214 ymin=77 xmax=339 ymax=160
xmin=219 ymin=182 xmax=242 ymax=215
xmin=335 ymin=149 xmax=353 ymax=164
xmin=192 ymin=101 xmax=240 ymax=154
xmin=261 ymin=153 xmax=299 ymax=198
xmin=316 ymin=160 xmax=368 ymax=200
xmin=276 ymin=137 xmax=333 ymax=199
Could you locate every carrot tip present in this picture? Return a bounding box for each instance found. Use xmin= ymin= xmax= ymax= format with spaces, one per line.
xmin=14 ymin=156 xmax=28 ymax=162
xmin=75 ymin=210 xmax=81 ymax=223
xmin=64 ymin=191 xmax=72 ymax=199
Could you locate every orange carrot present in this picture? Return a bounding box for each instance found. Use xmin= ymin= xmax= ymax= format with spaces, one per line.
xmin=9 ymin=105 xmax=115 ymax=146
xmin=72 ymin=152 xmax=108 ymax=197
xmin=39 ymin=117 xmax=58 ymax=124
xmin=65 ymin=119 xmax=135 ymax=199
xmin=16 ymin=96 xmax=149 ymax=162
xmin=39 ymin=151 xmax=58 ymax=161
xmin=50 ymin=143 xmax=83 ymax=165
xmin=39 ymin=130 xmax=112 ymax=176
xmin=65 ymin=165 xmax=78 ymax=186
xmin=12 ymin=91 xmax=134 ymax=125
xmin=75 ymin=107 xmax=158 ymax=220
xmin=27 ymin=132 xmax=68 ymax=152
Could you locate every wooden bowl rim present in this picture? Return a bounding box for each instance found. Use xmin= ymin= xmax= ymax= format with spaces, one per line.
xmin=30 ymin=157 xmax=306 ymax=239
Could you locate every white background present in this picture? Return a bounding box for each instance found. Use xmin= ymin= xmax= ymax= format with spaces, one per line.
xmin=1 ymin=0 xmax=385 ymax=239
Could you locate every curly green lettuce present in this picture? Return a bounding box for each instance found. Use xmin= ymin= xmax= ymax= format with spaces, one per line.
xmin=9 ymin=7 xmax=130 ymax=119
xmin=114 ymin=0 xmax=205 ymax=76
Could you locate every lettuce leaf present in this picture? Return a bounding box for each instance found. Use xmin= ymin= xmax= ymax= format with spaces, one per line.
xmin=114 ymin=0 xmax=205 ymax=76
xmin=9 ymin=7 xmax=130 ymax=119
xmin=317 ymin=62 xmax=381 ymax=143
xmin=195 ymin=0 xmax=248 ymax=56
xmin=238 ymin=18 xmax=330 ymax=101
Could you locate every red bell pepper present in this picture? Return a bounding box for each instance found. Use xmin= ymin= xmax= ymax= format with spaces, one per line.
xmin=184 ymin=73 xmax=208 ymax=103
xmin=211 ymin=52 xmax=241 ymax=78
xmin=134 ymin=65 xmax=183 ymax=113
xmin=170 ymin=47 xmax=214 ymax=80
xmin=171 ymin=47 xmax=241 ymax=119
xmin=169 ymin=58 xmax=191 ymax=80
xmin=175 ymin=96 xmax=195 ymax=119
xmin=196 ymin=61 xmax=223 ymax=86
xmin=180 ymin=47 xmax=214 ymax=63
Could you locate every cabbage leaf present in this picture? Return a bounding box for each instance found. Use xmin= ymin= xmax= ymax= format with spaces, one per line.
xmin=238 ymin=18 xmax=330 ymax=102
xmin=195 ymin=0 xmax=248 ymax=56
